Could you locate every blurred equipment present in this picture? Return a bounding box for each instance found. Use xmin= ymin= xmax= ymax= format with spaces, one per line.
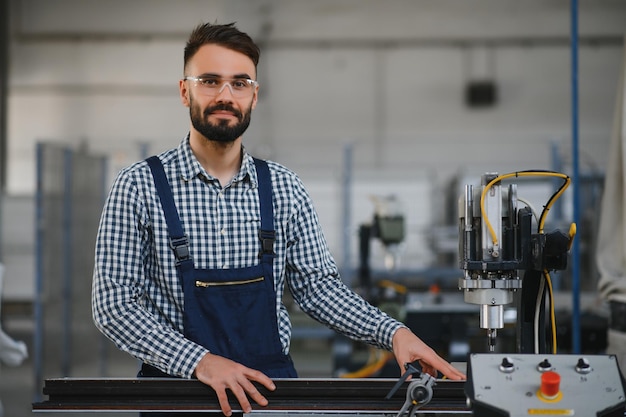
xmin=458 ymin=172 xmax=575 ymax=353
xmin=358 ymin=195 xmax=406 ymax=297
xmin=466 ymin=353 xmax=626 ymax=417
xmin=367 ymin=195 xmax=406 ymax=268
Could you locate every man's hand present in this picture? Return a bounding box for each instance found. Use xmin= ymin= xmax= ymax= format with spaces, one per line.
xmin=194 ymin=352 xmax=276 ymax=416
xmin=391 ymin=327 xmax=466 ymax=380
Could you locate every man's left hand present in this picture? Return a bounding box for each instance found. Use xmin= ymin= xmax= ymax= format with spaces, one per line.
xmin=391 ymin=327 xmax=466 ymax=380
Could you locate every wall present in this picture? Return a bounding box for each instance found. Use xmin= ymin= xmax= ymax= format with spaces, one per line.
xmin=2 ymin=0 xmax=625 ymax=298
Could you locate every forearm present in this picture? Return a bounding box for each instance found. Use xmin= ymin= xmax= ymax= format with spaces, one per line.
xmin=291 ymin=274 xmax=404 ymax=350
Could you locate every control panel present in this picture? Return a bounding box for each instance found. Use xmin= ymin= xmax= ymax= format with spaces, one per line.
xmin=466 ymin=353 xmax=626 ymax=417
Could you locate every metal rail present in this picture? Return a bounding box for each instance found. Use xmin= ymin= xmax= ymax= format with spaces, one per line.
xmin=33 ymin=378 xmax=470 ymax=414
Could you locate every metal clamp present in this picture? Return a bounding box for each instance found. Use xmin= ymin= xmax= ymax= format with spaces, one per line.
xmin=385 ymin=362 xmax=436 ymax=417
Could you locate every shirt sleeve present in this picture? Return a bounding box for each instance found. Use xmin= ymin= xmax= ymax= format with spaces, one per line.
xmin=283 ymin=177 xmax=404 ymax=351
xmin=91 ymin=168 xmax=208 ymax=378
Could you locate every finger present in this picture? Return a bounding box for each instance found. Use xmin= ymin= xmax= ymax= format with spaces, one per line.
xmin=244 ymin=370 xmax=276 ymax=405
xmin=247 ymin=369 xmax=276 ymax=391
xmin=240 ymin=378 xmax=269 ymax=407
xmin=215 ymin=389 xmax=233 ymax=417
xmin=229 ymin=382 xmax=253 ymax=414
xmin=422 ymin=364 xmax=437 ymax=377
xmin=444 ymin=364 xmax=466 ymax=380
xmin=429 ymin=356 xmax=466 ymax=380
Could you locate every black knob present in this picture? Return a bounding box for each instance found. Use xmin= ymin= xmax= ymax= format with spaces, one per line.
xmin=576 ymin=358 xmax=591 ymax=374
xmin=537 ymin=359 xmax=552 ymax=372
xmin=499 ymin=357 xmax=515 ymax=373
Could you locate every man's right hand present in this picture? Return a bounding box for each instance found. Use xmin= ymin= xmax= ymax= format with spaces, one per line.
xmin=194 ymin=352 xmax=276 ymax=416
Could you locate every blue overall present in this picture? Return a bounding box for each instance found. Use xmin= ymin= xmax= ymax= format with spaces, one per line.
xmin=140 ymin=156 xmax=296 ymax=415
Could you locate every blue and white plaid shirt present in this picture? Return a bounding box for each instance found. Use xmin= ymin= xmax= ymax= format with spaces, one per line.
xmin=92 ymin=135 xmax=403 ymax=378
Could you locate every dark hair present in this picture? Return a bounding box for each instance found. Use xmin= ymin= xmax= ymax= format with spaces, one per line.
xmin=184 ymin=22 xmax=260 ymax=72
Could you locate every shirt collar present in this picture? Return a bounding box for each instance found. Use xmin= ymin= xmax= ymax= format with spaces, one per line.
xmin=177 ymin=134 xmax=258 ymax=187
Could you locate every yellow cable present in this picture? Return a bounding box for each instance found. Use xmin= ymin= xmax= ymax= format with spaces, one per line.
xmin=339 ymin=348 xmax=393 ymax=378
xmin=544 ymin=270 xmax=557 ymax=353
xmin=378 ymin=279 xmax=408 ymax=295
xmin=477 ymin=171 xmax=570 ymax=355
xmin=479 ymin=171 xmax=570 ymax=247
xmin=568 ymin=223 xmax=577 ymax=250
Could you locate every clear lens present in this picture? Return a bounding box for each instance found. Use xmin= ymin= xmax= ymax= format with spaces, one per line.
xmin=185 ymin=77 xmax=257 ymax=98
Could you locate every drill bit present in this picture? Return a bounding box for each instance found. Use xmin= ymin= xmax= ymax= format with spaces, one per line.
xmin=487 ymin=328 xmax=497 ymax=352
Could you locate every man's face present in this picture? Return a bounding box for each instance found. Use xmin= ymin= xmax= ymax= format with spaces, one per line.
xmin=180 ymin=44 xmax=258 ymax=143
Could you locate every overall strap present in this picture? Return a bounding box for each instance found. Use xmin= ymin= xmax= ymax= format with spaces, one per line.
xmin=146 ymin=156 xmax=192 ymax=267
xmin=253 ymin=158 xmax=276 ymax=263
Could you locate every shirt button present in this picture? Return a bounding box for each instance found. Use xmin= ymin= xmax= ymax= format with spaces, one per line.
xmin=220 ymin=228 xmax=226 ymax=235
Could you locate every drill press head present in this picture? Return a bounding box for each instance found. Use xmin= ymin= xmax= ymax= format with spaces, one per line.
xmin=458 ymin=173 xmax=523 ymax=351
xmin=458 ymin=172 xmax=574 ymax=352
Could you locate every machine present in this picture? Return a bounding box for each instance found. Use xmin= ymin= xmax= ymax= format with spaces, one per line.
xmin=459 ymin=172 xmax=625 ymax=417
xmin=458 ymin=171 xmax=574 ymax=353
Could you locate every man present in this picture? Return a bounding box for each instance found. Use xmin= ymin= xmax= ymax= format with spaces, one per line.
xmin=596 ymin=43 xmax=626 ymax=378
xmin=92 ymin=22 xmax=465 ymax=416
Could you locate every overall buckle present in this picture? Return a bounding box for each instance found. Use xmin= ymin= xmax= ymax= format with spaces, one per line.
xmin=169 ymin=235 xmax=191 ymax=264
xmin=258 ymin=229 xmax=275 ymax=257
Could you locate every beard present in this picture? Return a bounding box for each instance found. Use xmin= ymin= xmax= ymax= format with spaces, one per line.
xmin=190 ymin=98 xmax=252 ymax=144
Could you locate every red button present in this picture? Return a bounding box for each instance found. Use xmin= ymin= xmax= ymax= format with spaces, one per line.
xmin=540 ymin=371 xmax=561 ymax=398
